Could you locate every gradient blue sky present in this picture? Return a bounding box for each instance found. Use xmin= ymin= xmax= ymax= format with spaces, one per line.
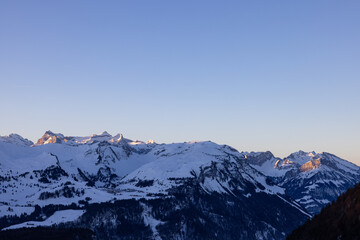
xmin=1 ymin=1 xmax=359 ymax=163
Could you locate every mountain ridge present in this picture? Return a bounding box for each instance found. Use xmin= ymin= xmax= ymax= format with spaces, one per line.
xmin=0 ymin=131 xmax=359 ymax=239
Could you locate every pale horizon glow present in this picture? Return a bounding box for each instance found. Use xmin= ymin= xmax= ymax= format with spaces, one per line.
xmin=1 ymin=1 xmax=359 ymax=164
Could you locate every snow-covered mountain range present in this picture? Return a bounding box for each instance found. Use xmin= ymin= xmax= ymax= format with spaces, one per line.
xmin=0 ymin=131 xmax=359 ymax=239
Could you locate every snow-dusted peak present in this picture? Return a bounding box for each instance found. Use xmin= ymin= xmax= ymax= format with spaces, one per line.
xmin=100 ymin=131 xmax=110 ymax=136
xmin=288 ymin=150 xmax=308 ymax=157
xmin=286 ymin=150 xmax=318 ymax=164
xmin=0 ymin=133 xmax=34 ymax=146
xmin=87 ymin=131 xmax=114 ymax=142
xmin=36 ymin=131 xmax=65 ymax=145
xmin=35 ymin=131 xmax=132 ymax=145
xmin=90 ymin=131 xmax=111 ymax=138
xmin=109 ymin=133 xmax=124 ymax=143
xmin=246 ymin=150 xmax=360 ymax=178
xmin=45 ymin=130 xmax=64 ymax=137
xmin=84 ymin=131 xmax=134 ymax=145
xmin=282 ymin=151 xmax=358 ymax=173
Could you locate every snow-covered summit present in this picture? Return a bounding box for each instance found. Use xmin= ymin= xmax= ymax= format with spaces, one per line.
xmin=0 ymin=133 xmax=34 ymax=146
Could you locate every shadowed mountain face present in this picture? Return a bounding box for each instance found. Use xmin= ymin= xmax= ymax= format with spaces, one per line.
xmin=287 ymin=183 xmax=360 ymax=240
xmin=0 ymin=227 xmax=94 ymax=240
xmin=0 ymin=131 xmax=358 ymax=239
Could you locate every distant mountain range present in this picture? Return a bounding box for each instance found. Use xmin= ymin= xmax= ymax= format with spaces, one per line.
xmin=0 ymin=131 xmax=359 ymax=240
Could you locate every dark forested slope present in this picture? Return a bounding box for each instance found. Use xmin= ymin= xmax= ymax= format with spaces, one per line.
xmin=287 ymin=183 xmax=360 ymax=240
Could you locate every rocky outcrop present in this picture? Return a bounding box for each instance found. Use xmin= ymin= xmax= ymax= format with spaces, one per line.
xmin=299 ymin=158 xmax=321 ymax=172
xmin=36 ymin=131 xmax=66 ymax=145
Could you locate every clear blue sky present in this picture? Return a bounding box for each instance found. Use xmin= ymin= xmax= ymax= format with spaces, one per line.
xmin=1 ymin=1 xmax=359 ymax=163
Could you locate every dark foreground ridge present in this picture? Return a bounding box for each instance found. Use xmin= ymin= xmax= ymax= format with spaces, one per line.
xmin=287 ymin=182 xmax=360 ymax=240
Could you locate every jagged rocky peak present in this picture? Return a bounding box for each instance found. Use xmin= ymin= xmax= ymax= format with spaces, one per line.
xmin=245 ymin=150 xmax=321 ymax=169
xmin=36 ymin=130 xmax=65 ymax=145
xmin=299 ymin=157 xmax=321 ymax=172
xmin=89 ymin=131 xmax=124 ymax=144
xmin=92 ymin=131 xmax=111 ymax=137
xmin=0 ymin=133 xmax=34 ymax=146
xmin=279 ymin=150 xmax=319 ymax=167
xmin=109 ymin=133 xmax=124 ymax=143
xmin=283 ymin=150 xmax=351 ymax=171
xmin=89 ymin=131 xmax=112 ymax=139
xmin=244 ymin=151 xmax=275 ymax=166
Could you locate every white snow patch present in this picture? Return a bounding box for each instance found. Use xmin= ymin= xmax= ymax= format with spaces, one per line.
xmin=276 ymin=195 xmax=312 ymax=218
xmin=3 ymin=209 xmax=85 ymax=230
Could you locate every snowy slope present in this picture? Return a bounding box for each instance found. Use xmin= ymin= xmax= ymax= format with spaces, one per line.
xmin=4 ymin=209 xmax=85 ymax=230
xmin=0 ymin=134 xmax=33 ymax=146
xmin=1 ymin=132 xmax=357 ymax=216
xmin=1 ymin=131 xmax=356 ymax=239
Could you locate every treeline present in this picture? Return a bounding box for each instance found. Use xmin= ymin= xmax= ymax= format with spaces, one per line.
xmin=0 ymin=227 xmax=94 ymax=240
